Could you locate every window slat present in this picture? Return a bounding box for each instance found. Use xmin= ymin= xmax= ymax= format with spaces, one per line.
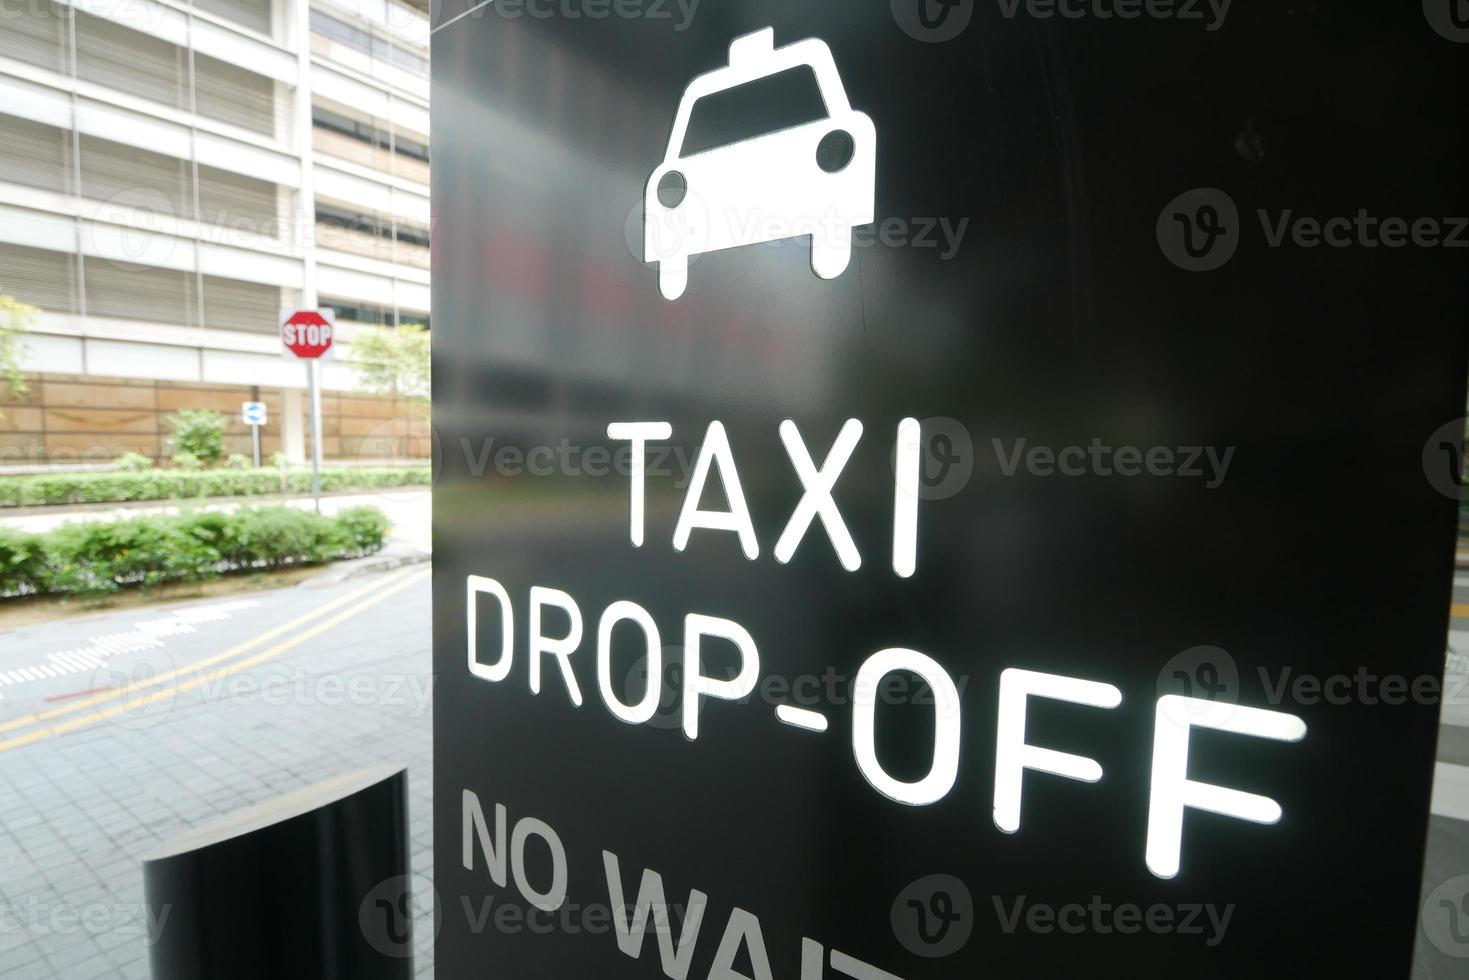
xmin=0 ymin=243 xmax=78 ymax=314
xmin=193 ymin=0 xmax=272 ymax=38
xmin=0 ymin=114 xmax=71 ymax=194
xmin=74 ymin=11 xmax=187 ymax=111
xmin=84 ymin=261 xmax=195 ymax=325
xmin=79 ymin=134 xmax=190 ymax=214
xmin=202 ymin=275 xmax=279 ymax=333
xmin=0 ymin=0 xmax=70 ymax=74
xmin=194 ymin=53 xmax=278 ymax=137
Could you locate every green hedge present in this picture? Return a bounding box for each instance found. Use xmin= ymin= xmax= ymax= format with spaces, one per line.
xmin=0 ymin=466 xmax=430 ymax=508
xmin=0 ymin=506 xmax=390 ymax=596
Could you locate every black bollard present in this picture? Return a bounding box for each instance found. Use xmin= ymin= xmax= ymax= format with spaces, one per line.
xmin=143 ymin=765 xmax=415 ymax=979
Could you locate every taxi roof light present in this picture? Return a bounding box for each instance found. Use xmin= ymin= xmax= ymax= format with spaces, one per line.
xmin=728 ymin=27 xmax=775 ymax=65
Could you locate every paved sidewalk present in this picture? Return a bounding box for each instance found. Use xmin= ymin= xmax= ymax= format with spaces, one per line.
xmin=1416 ymin=574 xmax=1469 ymax=977
xmin=0 ymin=570 xmax=435 ymax=978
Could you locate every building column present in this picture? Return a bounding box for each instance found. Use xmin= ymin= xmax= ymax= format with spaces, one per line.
xmin=283 ymin=388 xmax=305 ymax=463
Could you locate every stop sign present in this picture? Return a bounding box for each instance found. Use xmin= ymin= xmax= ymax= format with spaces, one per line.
xmin=281 ymin=309 xmax=335 ymax=359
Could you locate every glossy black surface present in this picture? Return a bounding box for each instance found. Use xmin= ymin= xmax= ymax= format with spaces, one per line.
xmin=431 ymin=4 xmax=1469 ymax=976
xmin=143 ymin=766 xmax=413 ymax=979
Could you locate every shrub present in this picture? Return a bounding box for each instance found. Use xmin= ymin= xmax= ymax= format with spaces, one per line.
xmin=334 ymin=506 xmax=392 ymax=556
xmin=0 ymin=466 xmax=431 ymax=508
xmin=225 ymin=453 xmax=252 ymax=470
xmin=229 ymin=508 xmax=341 ymax=568
xmin=177 ymin=509 xmax=245 ymax=568
xmin=171 ymin=452 xmax=203 ymax=471
xmin=269 ymin=451 xmax=287 ymax=468
xmin=114 ymin=452 xmax=153 ymax=472
xmin=1 ymin=505 xmax=390 ymax=596
xmin=0 ymin=526 xmax=44 ymax=595
xmin=166 ymin=409 xmax=226 ymax=464
xmin=43 ymin=516 xmax=193 ymax=593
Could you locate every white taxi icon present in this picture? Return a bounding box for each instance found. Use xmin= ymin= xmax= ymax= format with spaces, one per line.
xmin=644 ymin=27 xmax=877 ymax=300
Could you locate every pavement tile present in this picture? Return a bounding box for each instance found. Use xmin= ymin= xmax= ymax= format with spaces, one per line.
xmin=0 ymin=575 xmax=434 ymax=978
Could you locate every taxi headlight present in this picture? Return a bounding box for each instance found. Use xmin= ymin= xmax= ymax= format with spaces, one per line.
xmin=657 ymin=171 xmax=688 ymax=208
xmin=817 ymin=130 xmax=855 ymax=173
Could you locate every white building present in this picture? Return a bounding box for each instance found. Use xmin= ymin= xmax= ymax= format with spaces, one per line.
xmin=0 ymin=0 xmax=430 ymax=464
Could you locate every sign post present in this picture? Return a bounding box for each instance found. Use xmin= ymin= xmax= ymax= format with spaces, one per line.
xmin=241 ymin=401 xmax=267 ymax=468
xmin=281 ymin=309 xmax=334 ymax=513
xmin=431 ymin=8 xmax=1469 ymax=979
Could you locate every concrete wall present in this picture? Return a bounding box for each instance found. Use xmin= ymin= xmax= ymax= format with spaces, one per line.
xmin=0 ymin=371 xmax=429 ymax=466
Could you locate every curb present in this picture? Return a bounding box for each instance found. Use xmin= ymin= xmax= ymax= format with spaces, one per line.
xmin=299 ymin=549 xmax=432 ymax=587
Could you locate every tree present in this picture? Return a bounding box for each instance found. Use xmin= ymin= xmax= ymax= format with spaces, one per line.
xmin=349 ymin=323 xmax=430 ymax=403
xmin=166 ymin=409 xmax=227 ymax=464
xmin=0 ymin=295 xmax=34 ymax=412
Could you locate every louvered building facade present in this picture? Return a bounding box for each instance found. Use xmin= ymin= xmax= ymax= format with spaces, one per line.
xmin=0 ymin=0 xmax=430 ymax=464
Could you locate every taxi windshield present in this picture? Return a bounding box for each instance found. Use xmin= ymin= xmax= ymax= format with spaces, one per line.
xmin=680 ymin=65 xmax=828 ymax=157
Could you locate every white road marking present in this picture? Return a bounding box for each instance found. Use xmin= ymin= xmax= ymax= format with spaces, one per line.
xmin=0 ymin=599 xmax=261 ymax=694
xmin=47 ymin=654 xmax=79 ymax=674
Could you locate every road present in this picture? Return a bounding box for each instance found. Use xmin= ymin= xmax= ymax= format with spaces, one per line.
xmin=0 ymin=567 xmax=434 ymax=978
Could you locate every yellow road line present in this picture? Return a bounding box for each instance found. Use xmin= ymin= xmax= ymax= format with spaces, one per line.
xmin=0 ymin=567 xmax=429 ymax=754
xmin=0 ymin=567 xmax=408 ymax=734
xmin=0 ymin=568 xmax=410 ymax=736
xmin=0 ymin=567 xmax=428 ymax=752
xmin=1453 ymin=603 xmax=1469 ymax=620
